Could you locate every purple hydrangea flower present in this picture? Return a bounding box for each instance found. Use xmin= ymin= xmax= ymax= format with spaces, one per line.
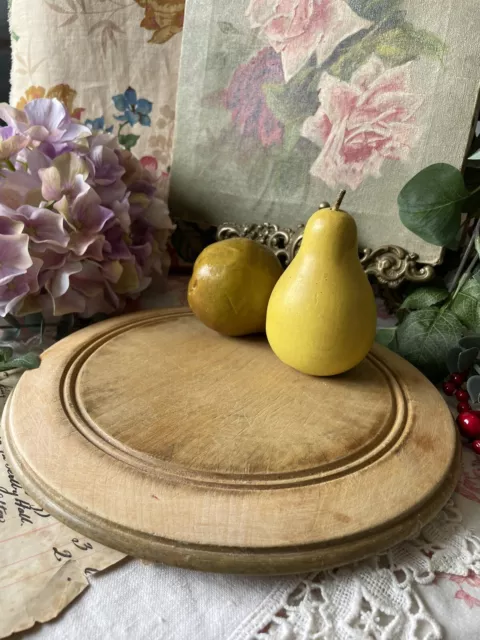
xmin=0 ymin=97 xmax=173 ymax=317
xmin=0 ymin=232 xmax=32 ymax=285
xmin=0 ymin=205 xmax=26 ymax=235
xmin=12 ymin=205 xmax=69 ymax=252
xmin=0 ymin=126 xmax=29 ymax=160
xmin=0 ymin=258 xmax=42 ymax=316
xmin=0 ymin=99 xmax=91 ymax=157
xmin=38 ymin=152 xmax=89 ymax=202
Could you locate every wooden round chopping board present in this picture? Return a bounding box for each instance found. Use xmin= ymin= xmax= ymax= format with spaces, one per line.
xmin=3 ymin=308 xmax=460 ymax=574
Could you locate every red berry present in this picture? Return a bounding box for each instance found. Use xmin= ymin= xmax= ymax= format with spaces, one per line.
xmin=455 ymin=389 xmax=470 ymax=402
xmin=472 ymin=440 xmax=480 ymax=455
xmin=450 ymin=372 xmax=467 ymax=386
xmin=443 ymin=382 xmax=457 ymax=396
xmin=457 ymin=412 xmax=480 ymax=439
xmin=457 ymin=401 xmax=472 ymax=413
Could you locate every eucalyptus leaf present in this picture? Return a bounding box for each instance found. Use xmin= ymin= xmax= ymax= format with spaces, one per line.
xmin=398 ymin=164 xmax=469 ymax=246
xmin=450 ymin=276 xmax=480 ymax=331
xmin=458 ymin=347 xmax=479 ymax=372
xmin=459 ymin=336 xmax=480 ymax=350
xmin=469 ymin=149 xmax=480 ymax=161
xmin=375 ymin=327 xmax=397 ymax=349
xmin=0 ymin=346 xmax=13 ymax=363
xmin=446 ymin=346 xmax=463 ymax=373
xmin=395 ymin=308 xmax=465 ymax=380
xmin=4 ymin=314 xmax=21 ymax=329
xmin=475 ymin=234 xmax=480 ymax=259
xmin=467 ymin=375 xmax=480 ymax=404
xmin=399 ymin=286 xmax=449 ymax=310
xmin=0 ymin=352 xmax=41 ymax=372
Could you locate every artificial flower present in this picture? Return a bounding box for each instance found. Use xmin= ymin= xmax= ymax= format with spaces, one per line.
xmin=0 ymin=96 xmax=172 ymax=317
xmin=16 ymin=84 xmax=85 ymax=120
xmin=0 ymin=232 xmax=32 ymax=285
xmin=0 ymin=126 xmax=29 ymax=160
xmin=0 ymin=99 xmax=91 ymax=158
xmin=0 ymin=258 xmax=42 ymax=316
xmin=12 ymin=205 xmax=69 ymax=251
xmin=38 ymin=152 xmax=89 ymax=201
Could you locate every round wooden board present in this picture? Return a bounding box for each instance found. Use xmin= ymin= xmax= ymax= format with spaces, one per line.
xmin=3 ymin=308 xmax=461 ymax=574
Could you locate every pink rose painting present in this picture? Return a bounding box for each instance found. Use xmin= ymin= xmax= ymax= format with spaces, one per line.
xmin=301 ymin=55 xmax=422 ymax=190
xmin=246 ymin=0 xmax=371 ymax=82
xmin=186 ymin=0 xmax=445 ymax=216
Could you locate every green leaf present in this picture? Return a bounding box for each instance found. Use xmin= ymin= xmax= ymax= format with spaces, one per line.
xmin=118 ymin=133 xmax=140 ymax=151
xmin=450 ymin=276 xmax=480 ymax=331
xmin=328 ymin=23 xmax=445 ymax=81
xmin=218 ymin=21 xmax=240 ymax=34
xmin=0 ymin=352 xmax=41 ymax=372
xmin=398 ymin=163 xmax=468 ymax=246
xmin=375 ymin=327 xmax=397 ymax=349
xmin=0 ymin=346 xmax=13 ymax=363
xmin=469 ymin=149 xmax=480 ymax=161
xmin=475 ymin=234 xmax=480 ymax=259
xmin=446 ymin=346 xmax=463 ymax=373
xmin=395 ymin=308 xmax=465 ymax=380
xmin=458 ymin=347 xmax=479 ymax=373
xmin=459 ymin=335 xmax=480 ymax=350
xmin=400 ymin=286 xmax=449 ymax=310
xmin=467 ymin=375 xmax=480 ymax=404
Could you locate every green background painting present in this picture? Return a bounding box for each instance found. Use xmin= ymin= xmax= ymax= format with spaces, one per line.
xmin=170 ymin=0 xmax=480 ymax=264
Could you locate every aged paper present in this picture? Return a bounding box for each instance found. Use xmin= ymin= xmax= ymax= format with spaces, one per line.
xmin=0 ymin=370 xmax=126 ymax=639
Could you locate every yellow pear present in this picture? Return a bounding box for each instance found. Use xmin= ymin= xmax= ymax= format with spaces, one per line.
xmin=188 ymin=237 xmax=283 ymax=336
xmin=266 ymin=192 xmax=376 ymax=376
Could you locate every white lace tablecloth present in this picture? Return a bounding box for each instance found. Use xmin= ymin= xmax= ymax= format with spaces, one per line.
xmin=20 ymin=451 xmax=480 ymax=640
xmin=15 ymin=284 xmax=480 ymax=639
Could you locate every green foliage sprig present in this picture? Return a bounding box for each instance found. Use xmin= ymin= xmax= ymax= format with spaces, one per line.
xmin=398 ymin=163 xmax=480 ymax=247
xmin=381 ymin=156 xmax=480 ymax=381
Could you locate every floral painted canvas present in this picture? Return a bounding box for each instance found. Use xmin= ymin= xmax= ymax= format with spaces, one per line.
xmin=170 ymin=0 xmax=480 ymax=264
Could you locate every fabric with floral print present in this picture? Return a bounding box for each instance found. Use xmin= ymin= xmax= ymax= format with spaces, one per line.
xmin=10 ymin=1 xmax=182 ymax=175
xmin=135 ymin=0 xmax=185 ymax=44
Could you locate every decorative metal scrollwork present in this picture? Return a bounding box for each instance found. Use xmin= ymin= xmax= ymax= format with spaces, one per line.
xmin=216 ymin=222 xmax=435 ymax=288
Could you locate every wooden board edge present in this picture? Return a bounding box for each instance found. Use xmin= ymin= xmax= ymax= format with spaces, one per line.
xmin=3 ymin=387 xmax=462 ymax=575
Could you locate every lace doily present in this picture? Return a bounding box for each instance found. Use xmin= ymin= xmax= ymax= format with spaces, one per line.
xmin=239 ymin=497 xmax=480 ymax=640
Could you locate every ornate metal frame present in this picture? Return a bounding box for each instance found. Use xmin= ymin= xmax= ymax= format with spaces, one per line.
xmin=217 ymin=219 xmax=435 ymax=288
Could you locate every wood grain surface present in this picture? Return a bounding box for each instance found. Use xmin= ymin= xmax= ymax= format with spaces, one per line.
xmin=3 ymin=308 xmax=461 ymax=574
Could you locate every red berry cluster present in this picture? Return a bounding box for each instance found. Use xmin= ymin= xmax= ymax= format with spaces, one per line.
xmin=443 ymin=372 xmax=480 ymax=453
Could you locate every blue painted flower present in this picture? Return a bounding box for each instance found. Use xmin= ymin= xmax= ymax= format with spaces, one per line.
xmin=85 ymin=116 xmax=114 ymax=134
xmin=112 ymin=87 xmax=152 ymax=127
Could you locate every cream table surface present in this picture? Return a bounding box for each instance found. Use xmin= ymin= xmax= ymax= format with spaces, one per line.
xmin=9 ymin=277 xmax=480 ymax=640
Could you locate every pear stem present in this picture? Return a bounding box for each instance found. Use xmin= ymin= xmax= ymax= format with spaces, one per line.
xmin=332 ymin=190 xmax=346 ymax=211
